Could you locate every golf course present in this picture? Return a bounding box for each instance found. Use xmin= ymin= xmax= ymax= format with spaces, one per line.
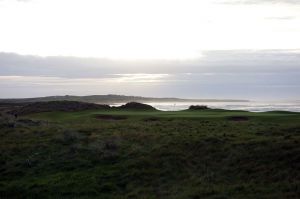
xmin=1 ymin=101 xmax=300 ymax=198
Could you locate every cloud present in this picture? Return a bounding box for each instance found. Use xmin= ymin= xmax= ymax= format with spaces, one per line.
xmin=1 ymin=50 xmax=299 ymax=99
xmin=0 ymin=74 xmax=173 ymax=98
xmin=0 ymin=73 xmax=170 ymax=86
xmin=0 ymin=0 xmax=31 ymax=2
xmin=217 ymin=0 xmax=300 ymax=5
xmin=1 ymin=50 xmax=300 ymax=79
xmin=113 ymin=74 xmax=170 ymax=83
xmin=1 ymin=71 xmax=299 ymax=99
xmin=265 ymin=16 xmax=296 ymax=20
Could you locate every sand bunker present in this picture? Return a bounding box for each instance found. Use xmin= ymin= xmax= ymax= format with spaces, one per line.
xmin=95 ymin=114 xmax=127 ymax=120
xmin=228 ymin=116 xmax=249 ymax=121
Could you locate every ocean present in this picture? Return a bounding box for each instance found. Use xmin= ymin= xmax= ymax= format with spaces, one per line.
xmin=110 ymin=101 xmax=300 ymax=112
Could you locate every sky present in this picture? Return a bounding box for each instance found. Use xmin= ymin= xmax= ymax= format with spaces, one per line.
xmin=0 ymin=0 xmax=300 ymax=100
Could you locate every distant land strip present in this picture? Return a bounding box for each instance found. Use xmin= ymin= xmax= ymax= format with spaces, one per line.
xmin=0 ymin=94 xmax=249 ymax=104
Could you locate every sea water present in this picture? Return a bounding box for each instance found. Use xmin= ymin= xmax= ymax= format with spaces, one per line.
xmin=110 ymin=101 xmax=300 ymax=112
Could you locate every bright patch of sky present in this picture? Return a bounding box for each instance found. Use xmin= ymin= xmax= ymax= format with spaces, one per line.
xmin=0 ymin=0 xmax=300 ymax=59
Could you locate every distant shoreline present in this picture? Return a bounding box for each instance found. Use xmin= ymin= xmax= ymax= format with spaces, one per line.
xmin=0 ymin=94 xmax=249 ymax=104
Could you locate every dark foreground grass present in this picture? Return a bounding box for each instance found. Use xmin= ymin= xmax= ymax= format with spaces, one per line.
xmin=1 ymin=109 xmax=300 ymax=198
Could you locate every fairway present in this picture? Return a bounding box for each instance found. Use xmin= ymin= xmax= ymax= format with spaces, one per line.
xmin=26 ymin=108 xmax=300 ymax=122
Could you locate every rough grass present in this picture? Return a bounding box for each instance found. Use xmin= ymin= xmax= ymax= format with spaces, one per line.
xmin=0 ymin=109 xmax=300 ymax=198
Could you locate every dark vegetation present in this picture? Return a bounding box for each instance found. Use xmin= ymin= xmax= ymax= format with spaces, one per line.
xmin=188 ymin=105 xmax=210 ymax=110
xmin=228 ymin=116 xmax=249 ymax=121
xmin=119 ymin=102 xmax=156 ymax=110
xmin=9 ymin=101 xmax=110 ymax=115
xmin=6 ymin=101 xmax=156 ymax=116
xmin=95 ymin=114 xmax=127 ymax=120
xmin=0 ymin=101 xmax=299 ymax=198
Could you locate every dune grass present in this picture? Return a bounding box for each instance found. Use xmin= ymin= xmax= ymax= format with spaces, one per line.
xmin=1 ymin=109 xmax=300 ymax=198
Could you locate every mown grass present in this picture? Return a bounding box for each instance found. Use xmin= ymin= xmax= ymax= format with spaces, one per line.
xmin=0 ymin=109 xmax=300 ymax=198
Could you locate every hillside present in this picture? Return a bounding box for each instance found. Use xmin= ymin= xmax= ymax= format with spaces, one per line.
xmin=9 ymin=101 xmax=110 ymax=115
xmin=0 ymin=94 xmax=249 ymax=104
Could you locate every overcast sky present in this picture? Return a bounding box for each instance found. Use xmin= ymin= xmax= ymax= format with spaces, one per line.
xmin=0 ymin=0 xmax=299 ymax=100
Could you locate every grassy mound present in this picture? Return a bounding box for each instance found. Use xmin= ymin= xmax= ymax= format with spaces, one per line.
xmin=118 ymin=102 xmax=156 ymax=111
xmin=188 ymin=105 xmax=210 ymax=110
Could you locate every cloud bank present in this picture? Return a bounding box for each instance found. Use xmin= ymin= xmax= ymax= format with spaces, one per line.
xmin=218 ymin=0 xmax=300 ymax=5
xmin=1 ymin=50 xmax=299 ymax=78
xmin=0 ymin=50 xmax=299 ymax=100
